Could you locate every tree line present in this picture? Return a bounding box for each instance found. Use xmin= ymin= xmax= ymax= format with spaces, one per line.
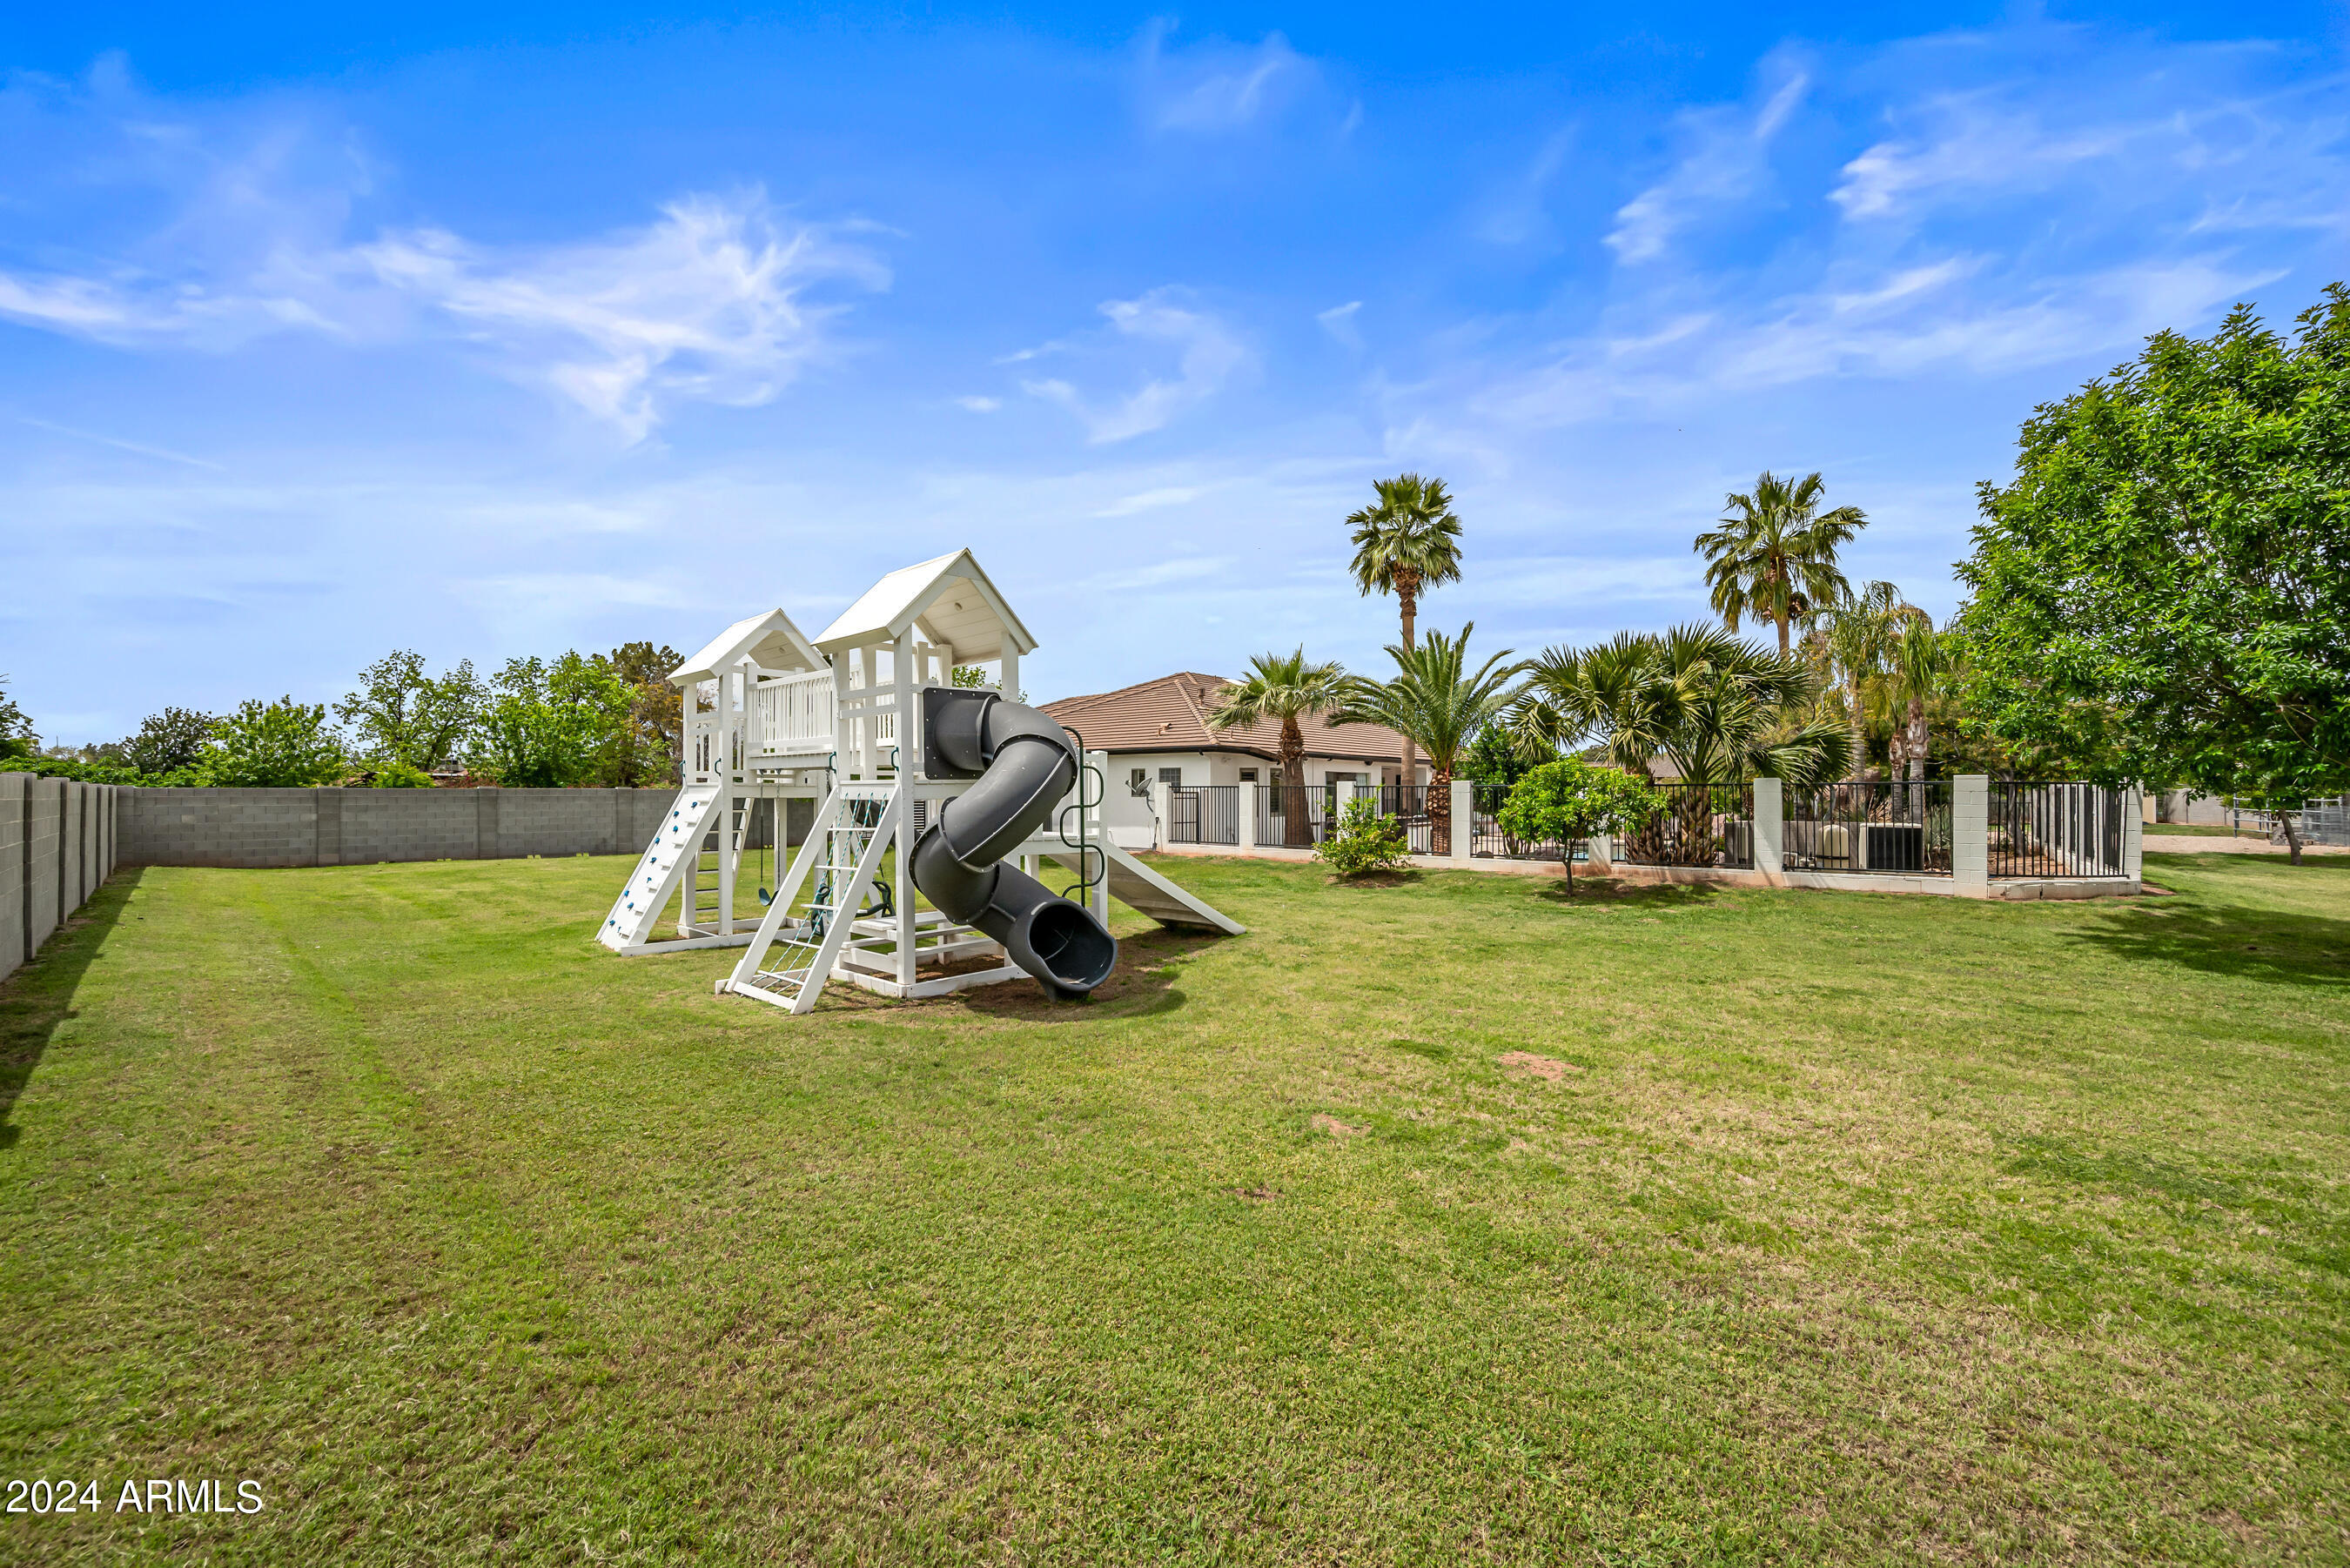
xmin=1209 ymin=281 xmax=2348 ymax=863
xmin=1 ymin=643 xmax=688 ymax=791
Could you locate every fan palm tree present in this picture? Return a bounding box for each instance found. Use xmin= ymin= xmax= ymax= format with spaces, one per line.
xmin=1205 ymin=648 xmax=1349 ymax=848
xmin=1346 ymin=472 xmax=1465 ymax=787
xmin=1817 ymin=580 xmax=1907 ymax=779
xmin=1695 ymin=472 xmax=1866 ymax=657
xmin=1509 ymin=625 xmax=1848 ymax=862
xmin=1333 ymin=624 xmax=1520 ymax=855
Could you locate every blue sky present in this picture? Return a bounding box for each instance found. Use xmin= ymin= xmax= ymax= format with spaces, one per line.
xmin=3 ymin=3 xmax=2346 ymax=741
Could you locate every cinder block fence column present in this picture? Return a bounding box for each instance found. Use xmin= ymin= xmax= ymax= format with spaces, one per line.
xmin=1147 ymin=781 xmax=1170 ymax=851
xmin=1449 ymin=778 xmax=1474 ymax=864
xmin=1954 ymin=774 xmax=1990 ymax=897
xmin=2123 ymin=787 xmax=2145 ymax=884
xmin=1752 ymin=776 xmax=1784 ymax=882
xmin=1236 ymin=783 xmax=1257 ymax=852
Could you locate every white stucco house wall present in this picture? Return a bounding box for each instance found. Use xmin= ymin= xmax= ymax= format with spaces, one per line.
xmin=1043 ymin=671 xmax=1427 ymax=848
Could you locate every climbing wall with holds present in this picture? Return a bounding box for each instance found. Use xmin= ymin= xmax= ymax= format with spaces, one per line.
xmin=599 ymin=786 xmax=722 ymax=952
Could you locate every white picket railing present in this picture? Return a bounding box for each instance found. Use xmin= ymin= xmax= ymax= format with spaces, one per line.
xmin=749 ymin=671 xmax=898 ymax=760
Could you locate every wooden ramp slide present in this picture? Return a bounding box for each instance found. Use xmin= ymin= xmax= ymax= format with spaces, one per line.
xmin=1043 ymin=841 xmax=1246 ymax=935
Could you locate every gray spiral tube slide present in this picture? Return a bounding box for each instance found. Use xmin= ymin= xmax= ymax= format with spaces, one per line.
xmin=910 ymin=689 xmax=1118 ymax=1001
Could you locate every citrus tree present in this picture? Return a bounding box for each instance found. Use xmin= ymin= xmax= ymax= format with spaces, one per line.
xmin=1495 ymin=757 xmax=1661 ymax=893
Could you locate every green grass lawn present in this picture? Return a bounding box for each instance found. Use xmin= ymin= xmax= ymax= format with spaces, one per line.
xmin=2144 ymin=824 xmax=2266 ymax=839
xmin=3 ymin=850 xmax=2346 ymax=1565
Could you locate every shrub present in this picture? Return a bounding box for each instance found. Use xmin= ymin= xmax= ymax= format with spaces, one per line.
xmin=1313 ymin=797 xmax=1413 ymax=878
xmin=203 ymin=698 xmax=346 ymax=787
xmin=1495 ymin=758 xmax=1662 ymax=891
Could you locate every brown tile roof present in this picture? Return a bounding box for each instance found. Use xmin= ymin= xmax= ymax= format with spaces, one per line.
xmin=1043 ymin=671 xmax=1413 ymax=764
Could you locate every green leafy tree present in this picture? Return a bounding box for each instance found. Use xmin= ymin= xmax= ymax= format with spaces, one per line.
xmin=1347 ymin=472 xmax=1465 ymax=786
xmin=470 ymin=653 xmax=635 ymax=788
xmin=122 ymin=707 xmax=218 ymax=776
xmin=607 ymin=641 xmax=684 ymax=786
xmin=1332 ymin=623 xmax=1519 ymax=854
xmin=1955 ymin=287 xmax=2350 ymax=863
xmin=0 ymin=675 xmax=38 ymax=762
xmin=335 ymin=651 xmax=482 ymax=774
xmin=203 ymin=698 xmax=346 ymax=787
xmin=1695 ymin=471 xmax=1867 ymax=657
xmin=1313 ymin=795 xmax=1413 ymax=879
xmin=1205 ymin=649 xmax=1349 ymax=848
xmin=1460 ymin=720 xmax=1541 ymax=793
xmin=369 ymin=761 xmax=435 ymax=787
xmin=1494 ymin=757 xmax=1662 ymax=893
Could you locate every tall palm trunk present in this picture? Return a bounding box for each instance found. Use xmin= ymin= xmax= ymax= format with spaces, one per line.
xmin=1846 ymin=674 xmax=1866 ymax=780
xmin=1429 ymin=763 xmax=1451 ymax=855
xmin=1395 ymin=570 xmax=1420 ymax=789
xmin=1279 ymin=717 xmax=1310 ymax=848
xmin=1904 ymin=698 xmax=1927 ymax=781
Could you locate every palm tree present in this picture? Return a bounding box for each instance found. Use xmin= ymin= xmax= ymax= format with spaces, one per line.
xmin=1884 ymin=616 xmax=1951 ymax=783
xmin=1205 ymin=649 xmax=1349 ymax=848
xmin=1333 ymin=624 xmax=1520 ymax=855
xmin=1695 ymin=472 xmax=1866 ymax=658
xmin=1346 ymin=472 xmax=1465 ymax=788
xmin=1509 ymin=625 xmax=1848 ymax=864
xmin=1817 ymin=580 xmax=1906 ymax=780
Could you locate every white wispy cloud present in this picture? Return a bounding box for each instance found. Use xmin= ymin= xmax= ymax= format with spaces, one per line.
xmin=954 ymin=395 xmax=1003 ymax=412
xmin=1607 ymin=68 xmax=1808 ymax=264
xmin=1137 ymin=24 xmax=1314 ymax=133
xmin=1093 ymin=485 xmax=1203 ymax=517
xmin=1023 ymin=288 xmax=1248 ymax=443
xmin=1316 ymin=300 xmax=1364 ymax=350
xmin=0 ymin=78 xmax=884 ymax=442
xmin=357 ymin=194 xmax=885 ymax=442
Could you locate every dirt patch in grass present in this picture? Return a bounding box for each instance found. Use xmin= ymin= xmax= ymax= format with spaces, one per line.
xmin=1499 ymin=1051 xmax=1581 ymax=1082
xmin=1310 ymin=1114 xmax=1365 ymax=1137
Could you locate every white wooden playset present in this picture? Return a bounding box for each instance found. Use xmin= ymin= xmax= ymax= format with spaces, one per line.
xmin=596 ymin=549 xmax=1241 ymax=1013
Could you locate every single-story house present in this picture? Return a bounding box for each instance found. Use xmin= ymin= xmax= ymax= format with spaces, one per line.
xmin=1041 ymin=671 xmax=1427 ymax=848
xmin=1043 ymin=671 xmax=1429 ymax=795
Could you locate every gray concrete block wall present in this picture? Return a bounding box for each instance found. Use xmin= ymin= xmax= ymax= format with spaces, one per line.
xmin=124 ymin=787 xmax=319 ymax=869
xmin=334 ymin=789 xmax=489 ymax=864
xmin=2 ymin=777 xmax=120 ymax=987
xmin=1 ymin=774 xmax=23 ymax=977
xmin=26 ymin=779 xmax=61 ymax=961
xmin=112 ymin=783 xmax=684 ymax=870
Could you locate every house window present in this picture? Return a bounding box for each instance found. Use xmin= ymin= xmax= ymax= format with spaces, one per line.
xmin=1239 ymin=768 xmax=1258 ymax=782
xmin=1159 ymin=767 xmax=1183 ymax=785
xmin=1128 ymin=767 xmax=1149 ymax=796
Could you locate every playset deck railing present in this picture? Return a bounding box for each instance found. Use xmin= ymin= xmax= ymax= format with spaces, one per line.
xmin=1785 ymin=781 xmax=1953 ymax=875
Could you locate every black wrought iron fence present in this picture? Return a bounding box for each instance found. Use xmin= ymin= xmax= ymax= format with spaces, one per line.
xmin=1991 ymin=782 xmax=2124 ymax=877
xmin=1373 ymin=783 xmax=1434 ymax=854
xmin=1166 ymin=784 xmax=1240 ymax=846
xmin=1616 ymin=781 xmax=1756 ymax=868
xmin=1785 ymin=780 xmax=1951 ymax=874
xmin=1467 ymin=781 xmax=1578 ymax=861
xmin=1252 ymin=782 xmax=1338 ymax=848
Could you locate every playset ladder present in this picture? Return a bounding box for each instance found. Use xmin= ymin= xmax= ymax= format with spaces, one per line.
xmin=721 ymin=782 xmax=903 ymax=1015
xmin=599 ymin=785 xmax=722 ymax=953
